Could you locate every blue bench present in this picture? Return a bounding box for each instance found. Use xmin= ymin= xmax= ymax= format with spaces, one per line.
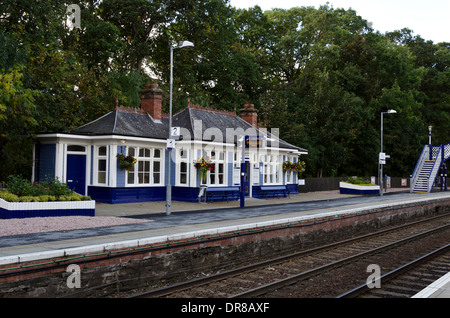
xmin=260 ymin=185 xmax=290 ymax=199
xmin=205 ymin=187 xmax=240 ymax=202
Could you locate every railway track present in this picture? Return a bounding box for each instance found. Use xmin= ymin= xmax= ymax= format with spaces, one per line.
xmin=337 ymin=244 xmax=450 ymax=298
xmin=128 ymin=213 xmax=450 ymax=298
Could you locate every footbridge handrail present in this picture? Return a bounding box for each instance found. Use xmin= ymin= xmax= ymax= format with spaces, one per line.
xmin=428 ymin=147 xmax=442 ymax=193
xmin=410 ymin=145 xmax=428 ymax=193
xmin=443 ymin=142 xmax=450 ymax=162
xmin=411 ymin=142 xmax=449 ymax=193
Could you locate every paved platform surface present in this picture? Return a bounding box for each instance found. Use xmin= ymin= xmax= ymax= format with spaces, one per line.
xmin=1 ymin=189 xmax=449 ymax=298
xmin=412 ymin=272 xmax=450 ymax=298
xmin=0 ymin=189 xmax=417 ymax=253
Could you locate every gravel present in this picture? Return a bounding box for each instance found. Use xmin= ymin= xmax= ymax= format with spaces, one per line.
xmin=0 ymin=216 xmax=152 ymax=237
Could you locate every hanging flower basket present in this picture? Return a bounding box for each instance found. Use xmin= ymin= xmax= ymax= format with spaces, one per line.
xmin=283 ymin=160 xmax=306 ymax=177
xmin=294 ymin=161 xmax=306 ymax=177
xmin=116 ymin=153 xmax=137 ymax=171
xmin=282 ymin=161 xmax=296 ymax=172
xmin=194 ymin=157 xmax=213 ymax=183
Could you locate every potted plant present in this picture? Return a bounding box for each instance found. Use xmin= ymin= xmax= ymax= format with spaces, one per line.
xmin=116 ymin=153 xmax=137 ymax=170
xmin=194 ymin=157 xmax=213 ymax=183
xmin=294 ymin=161 xmax=306 ymax=185
xmin=282 ymin=161 xmax=296 ymax=172
xmin=294 ymin=161 xmax=306 ymax=177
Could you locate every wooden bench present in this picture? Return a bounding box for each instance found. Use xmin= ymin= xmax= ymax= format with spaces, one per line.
xmin=205 ymin=187 xmax=240 ymax=202
xmin=260 ymin=185 xmax=290 ymax=199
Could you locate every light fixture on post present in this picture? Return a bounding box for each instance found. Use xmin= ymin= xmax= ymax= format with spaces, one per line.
xmin=166 ymin=40 xmax=194 ymax=216
xmin=379 ymin=109 xmax=397 ymax=196
xmin=428 ymin=126 xmax=432 ymax=145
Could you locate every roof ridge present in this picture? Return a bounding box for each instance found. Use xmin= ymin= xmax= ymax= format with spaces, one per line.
xmin=73 ymin=111 xmax=114 ymax=131
xmin=187 ymin=103 xmax=237 ymax=117
xmin=117 ymin=106 xmax=147 ymax=115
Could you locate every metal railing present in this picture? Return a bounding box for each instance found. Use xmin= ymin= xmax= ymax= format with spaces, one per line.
xmin=427 ymin=146 xmax=443 ymax=192
xmin=410 ymin=145 xmax=428 ymax=193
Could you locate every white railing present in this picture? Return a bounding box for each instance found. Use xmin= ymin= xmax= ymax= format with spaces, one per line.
xmin=431 ymin=145 xmax=441 ymax=160
xmin=410 ymin=145 xmax=428 ymax=193
xmin=443 ymin=143 xmax=450 ymax=161
xmin=427 ymin=146 xmax=442 ymax=192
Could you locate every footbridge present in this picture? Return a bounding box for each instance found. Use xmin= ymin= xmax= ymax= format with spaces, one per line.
xmin=411 ymin=143 xmax=450 ymax=193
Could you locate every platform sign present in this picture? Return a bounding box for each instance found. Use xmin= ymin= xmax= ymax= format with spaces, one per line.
xmin=245 ymin=136 xmax=263 ymax=149
xmin=167 ymin=139 xmax=175 ymax=149
xmin=379 ymin=152 xmax=390 ymax=165
xmin=379 ymin=152 xmax=386 ymax=165
xmin=171 ymin=127 xmax=181 ymax=139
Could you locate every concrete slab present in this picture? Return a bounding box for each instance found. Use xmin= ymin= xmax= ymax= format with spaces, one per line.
xmin=412 ymin=272 xmax=450 ymax=298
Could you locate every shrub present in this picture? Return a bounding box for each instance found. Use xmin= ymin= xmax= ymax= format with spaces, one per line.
xmin=0 ymin=191 xmax=20 ymax=202
xmin=1 ymin=175 xmax=92 ymax=202
xmin=18 ymin=196 xmax=34 ymax=202
xmin=346 ymin=177 xmax=377 ymax=186
xmin=5 ymin=175 xmax=34 ymax=197
xmin=40 ymin=176 xmax=72 ymax=198
xmin=39 ymin=195 xmax=57 ymax=202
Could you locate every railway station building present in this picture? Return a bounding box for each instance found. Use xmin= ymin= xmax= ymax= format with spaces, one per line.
xmin=32 ymin=83 xmax=307 ymax=204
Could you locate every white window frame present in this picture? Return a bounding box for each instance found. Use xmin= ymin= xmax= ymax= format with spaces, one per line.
xmin=285 ymin=155 xmax=292 ymax=183
xmin=126 ymin=146 xmax=163 ymax=186
xmin=263 ymin=154 xmax=282 ymax=185
xmin=177 ymin=148 xmax=189 ymax=186
xmin=96 ymin=145 xmax=108 ymax=185
xmin=199 ymin=149 xmax=226 ymax=186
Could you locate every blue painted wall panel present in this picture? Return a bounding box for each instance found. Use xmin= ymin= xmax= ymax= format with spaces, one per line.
xmin=116 ymin=146 xmax=126 ymax=187
xmin=38 ymin=144 xmax=56 ymax=181
xmin=228 ymin=152 xmax=233 ymax=186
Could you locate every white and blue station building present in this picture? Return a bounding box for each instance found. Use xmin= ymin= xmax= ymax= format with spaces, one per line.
xmin=32 ymin=84 xmax=307 ymax=204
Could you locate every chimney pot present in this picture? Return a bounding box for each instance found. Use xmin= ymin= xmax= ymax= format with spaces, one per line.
xmin=240 ymin=102 xmax=258 ymax=127
xmin=140 ymin=83 xmax=163 ymax=120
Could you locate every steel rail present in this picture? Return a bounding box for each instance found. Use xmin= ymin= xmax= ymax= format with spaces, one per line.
xmin=230 ymin=224 xmax=450 ymax=298
xmin=129 ymin=214 xmax=450 ymax=298
xmin=336 ymin=243 xmax=450 ymax=298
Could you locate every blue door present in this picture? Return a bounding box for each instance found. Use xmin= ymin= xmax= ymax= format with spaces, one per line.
xmin=67 ymin=154 xmax=86 ymax=195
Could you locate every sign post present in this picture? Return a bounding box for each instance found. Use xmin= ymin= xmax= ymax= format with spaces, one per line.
xmin=240 ymin=135 xmax=264 ymax=208
xmin=378 ymin=152 xmax=390 ymax=195
xmin=240 ymin=136 xmax=248 ymax=208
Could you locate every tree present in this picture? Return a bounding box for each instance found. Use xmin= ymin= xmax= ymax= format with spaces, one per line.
xmin=98 ymin=0 xmax=182 ymax=72
xmin=0 ymin=67 xmax=39 ymax=180
xmin=0 ymin=1 xmax=446 ymax=181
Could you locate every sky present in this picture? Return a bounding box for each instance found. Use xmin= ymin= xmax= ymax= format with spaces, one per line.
xmin=228 ymin=0 xmax=449 ymax=43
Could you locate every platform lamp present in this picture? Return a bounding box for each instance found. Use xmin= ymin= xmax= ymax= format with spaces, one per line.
xmin=379 ymin=109 xmax=397 ymax=196
xmin=166 ymin=41 xmax=194 ymax=216
xmin=428 ymin=126 xmax=432 ymax=145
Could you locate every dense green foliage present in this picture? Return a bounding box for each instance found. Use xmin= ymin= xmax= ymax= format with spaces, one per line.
xmin=1 ymin=175 xmax=91 ymax=201
xmin=1 ymin=1 xmax=448 ymax=180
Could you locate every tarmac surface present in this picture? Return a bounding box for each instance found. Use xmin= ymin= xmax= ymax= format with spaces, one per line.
xmin=0 ymin=189 xmax=416 ymax=249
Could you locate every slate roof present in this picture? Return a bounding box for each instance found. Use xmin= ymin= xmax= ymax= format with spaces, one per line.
xmin=69 ymin=107 xmax=169 ymax=139
xmin=68 ymin=106 xmax=307 ymax=153
xmin=173 ymin=107 xmax=307 ymax=153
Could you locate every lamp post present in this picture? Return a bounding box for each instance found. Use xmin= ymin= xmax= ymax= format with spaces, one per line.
xmin=379 ymin=109 xmax=397 ymax=196
xmin=166 ymin=41 xmax=194 ymax=216
xmin=428 ymin=126 xmax=432 ymax=145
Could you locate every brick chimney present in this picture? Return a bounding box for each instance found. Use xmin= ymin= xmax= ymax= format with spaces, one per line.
xmin=240 ymin=102 xmax=258 ymax=127
xmin=140 ymin=83 xmax=162 ymax=120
